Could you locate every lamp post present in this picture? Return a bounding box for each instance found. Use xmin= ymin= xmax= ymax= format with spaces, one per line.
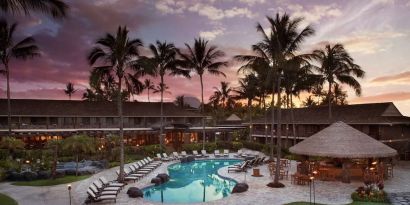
xmin=67 ymin=184 xmax=72 ymax=205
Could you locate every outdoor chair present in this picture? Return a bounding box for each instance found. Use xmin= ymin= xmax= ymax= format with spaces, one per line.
xmin=228 ymin=161 xmax=249 ymax=173
xmin=137 ymin=161 xmax=155 ymax=171
xmin=192 ymin=150 xmax=202 ymax=158
xmin=147 ymin=157 xmax=162 ymax=165
xmin=223 ymin=149 xmax=229 ymax=157
xmin=129 ymin=165 xmax=148 ymax=176
xmin=89 ymin=183 xmax=118 ymax=196
xmin=142 ymin=158 xmax=159 ymax=168
xmin=99 ymin=177 xmax=125 ymax=189
xmin=201 ymin=150 xmax=210 ymax=157
xmin=214 ymin=150 xmax=222 ymax=158
xmin=234 ymin=150 xmax=243 ymax=158
xmin=157 ymin=153 xmax=171 ymax=161
xmin=116 ymin=170 xmax=138 ymax=182
xmin=173 ymin=152 xmax=183 ymax=159
xmin=93 ymin=180 xmax=121 ymax=193
xmin=87 ymin=188 xmax=117 ymax=203
xmin=163 ymin=153 xmax=174 ymax=160
xmin=140 ymin=160 xmax=157 ymax=169
xmin=181 ymin=151 xmax=188 ymax=157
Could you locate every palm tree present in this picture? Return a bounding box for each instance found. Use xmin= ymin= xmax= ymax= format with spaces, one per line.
xmin=235 ymin=13 xmax=314 ymax=187
xmin=209 ymin=89 xmax=222 ymax=109
xmin=312 ymin=43 xmax=364 ymax=120
xmin=0 ymin=19 xmax=40 ymax=134
xmin=88 ymin=26 xmax=151 ymax=182
xmin=1 ymin=0 xmax=68 ymax=19
xmin=45 ymin=139 xmax=62 ymax=179
xmin=153 ymin=83 xmax=171 ymax=95
xmin=0 ymin=136 xmax=24 ymax=160
xmin=62 ymin=135 xmax=95 ymax=176
xmin=234 ymin=74 xmax=258 ymax=141
xmin=140 ymin=41 xmax=189 ymax=151
xmin=213 ymin=81 xmax=235 ymax=110
xmin=174 ymin=95 xmax=185 ymax=108
xmin=143 ymin=79 xmax=155 ymax=102
xmin=178 ymin=38 xmax=227 ymax=150
xmin=302 ymin=96 xmax=316 ymax=107
xmin=64 ymin=82 xmax=77 ymax=100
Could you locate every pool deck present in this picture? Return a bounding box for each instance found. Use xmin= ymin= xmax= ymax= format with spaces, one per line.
xmin=1 ymin=152 xmax=410 ymax=205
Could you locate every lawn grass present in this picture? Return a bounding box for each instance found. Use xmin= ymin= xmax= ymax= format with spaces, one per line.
xmin=11 ymin=175 xmax=90 ymax=186
xmin=0 ymin=193 xmax=18 ymax=205
xmin=286 ymin=202 xmax=390 ymax=205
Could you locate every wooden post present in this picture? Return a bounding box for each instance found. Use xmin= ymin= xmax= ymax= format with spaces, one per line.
xmin=341 ymin=159 xmax=351 ymax=183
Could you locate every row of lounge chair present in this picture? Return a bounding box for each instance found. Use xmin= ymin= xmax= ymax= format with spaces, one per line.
xmin=156 ymin=150 xmax=231 ymax=161
xmin=86 ymin=157 xmax=162 ymax=203
xmin=228 ymin=157 xmax=267 ymax=173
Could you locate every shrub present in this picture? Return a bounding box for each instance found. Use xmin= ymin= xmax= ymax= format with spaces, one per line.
xmin=142 ymin=144 xmax=165 ymax=157
xmin=22 ymin=171 xmax=38 ymax=181
xmin=181 ymin=144 xmax=202 ymax=153
xmin=0 ymin=149 xmax=8 ymax=160
xmin=37 ymin=170 xmax=51 ymax=179
xmin=351 ymin=182 xmax=388 ymax=203
xmin=216 ymin=141 xmax=233 ymax=149
xmin=0 ymin=167 xmax=6 ymax=181
xmin=242 ymin=141 xmax=264 ymax=151
xmin=8 ymin=171 xmax=23 ymax=181
xmin=204 ymin=142 xmax=217 ymax=152
xmin=232 ymin=142 xmax=243 ymax=151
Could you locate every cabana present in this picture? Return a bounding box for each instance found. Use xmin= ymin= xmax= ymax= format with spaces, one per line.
xmin=289 ymin=121 xmax=397 ymax=183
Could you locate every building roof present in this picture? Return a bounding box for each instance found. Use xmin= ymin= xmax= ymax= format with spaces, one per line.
xmin=252 ymin=102 xmax=410 ymax=125
xmin=225 ymin=114 xmax=242 ymax=121
xmin=289 ymin=121 xmax=398 ymax=158
xmin=0 ymin=99 xmax=201 ymax=117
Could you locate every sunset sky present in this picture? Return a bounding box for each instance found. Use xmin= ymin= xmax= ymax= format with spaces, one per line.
xmin=1 ymin=0 xmax=410 ymax=115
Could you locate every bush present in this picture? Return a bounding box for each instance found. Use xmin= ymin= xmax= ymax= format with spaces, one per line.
xmin=232 ymin=142 xmax=243 ymax=151
xmin=242 ymin=141 xmax=265 ymax=151
xmin=216 ymin=141 xmax=233 ymax=149
xmin=22 ymin=171 xmax=38 ymax=181
xmin=0 ymin=149 xmax=8 ymax=160
xmin=181 ymin=144 xmax=202 ymax=153
xmin=142 ymin=144 xmax=165 ymax=157
xmin=204 ymin=142 xmax=217 ymax=152
xmin=351 ymin=182 xmax=388 ymax=203
xmin=0 ymin=167 xmax=6 ymax=182
xmin=37 ymin=170 xmax=51 ymax=179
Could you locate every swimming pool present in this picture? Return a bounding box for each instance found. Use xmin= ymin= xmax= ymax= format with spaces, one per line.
xmin=143 ymin=159 xmax=242 ymax=204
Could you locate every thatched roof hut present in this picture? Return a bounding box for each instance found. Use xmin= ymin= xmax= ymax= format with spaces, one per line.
xmin=289 ymin=121 xmax=397 ymax=158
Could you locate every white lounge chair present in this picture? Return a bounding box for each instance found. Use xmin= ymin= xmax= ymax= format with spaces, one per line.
xmin=87 ymin=188 xmax=117 ymax=203
xmin=157 ymin=153 xmax=170 ymax=161
xmin=99 ymin=177 xmax=125 ymax=189
xmin=89 ymin=184 xmax=118 ymax=196
xmin=147 ymin=157 xmax=162 ymax=165
xmin=223 ymin=149 xmax=229 ymax=157
xmin=228 ymin=161 xmax=249 ymax=173
xmin=234 ymin=150 xmax=243 ymax=158
xmin=181 ymin=151 xmax=188 ymax=157
xmin=93 ymin=180 xmax=121 ymax=193
xmin=173 ymin=152 xmax=182 ymax=159
xmin=214 ymin=150 xmax=221 ymax=158
xmin=201 ymin=150 xmax=209 ymax=157
xmin=163 ymin=153 xmax=173 ymax=160
xmin=116 ymin=170 xmax=138 ymax=182
xmin=192 ymin=150 xmax=202 ymax=158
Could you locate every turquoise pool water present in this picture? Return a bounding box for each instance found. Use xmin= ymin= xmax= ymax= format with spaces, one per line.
xmin=143 ymin=159 xmax=242 ymax=204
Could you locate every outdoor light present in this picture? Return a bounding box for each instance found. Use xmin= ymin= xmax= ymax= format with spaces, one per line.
xmin=312 ymin=170 xmax=318 ymax=175
xmin=372 ymin=161 xmax=378 ymax=165
xmin=265 ymin=125 xmax=268 ymax=129
xmin=25 ymin=160 xmax=30 ymax=164
xmin=309 ymin=175 xmax=316 ymax=205
xmin=67 ymin=184 xmax=72 ymax=205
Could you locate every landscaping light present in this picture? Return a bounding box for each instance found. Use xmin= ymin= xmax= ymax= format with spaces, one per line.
xmin=67 ymin=184 xmax=72 ymax=205
xmin=312 ymin=170 xmax=318 ymax=175
xmin=309 ymin=176 xmax=314 ymax=180
xmin=25 ymin=160 xmax=30 ymax=164
xmin=372 ymin=161 xmax=377 ymax=165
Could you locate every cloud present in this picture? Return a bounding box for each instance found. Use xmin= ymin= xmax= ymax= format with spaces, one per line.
xmin=285 ymin=3 xmax=342 ymax=25
xmin=238 ymin=0 xmax=266 ymax=5
xmin=155 ymin=0 xmax=187 ymax=14
xmin=371 ymin=71 xmax=410 ymax=84
xmin=199 ymin=28 xmax=225 ymax=40
xmin=351 ymin=91 xmax=410 ymax=103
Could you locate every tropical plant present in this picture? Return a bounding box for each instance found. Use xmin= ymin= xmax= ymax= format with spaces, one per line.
xmin=0 ymin=137 xmax=24 ymax=160
xmin=45 ymin=139 xmax=62 ymax=179
xmin=62 ymin=135 xmax=95 ymax=176
xmin=88 ymin=26 xmax=152 ymax=182
xmin=302 ymin=96 xmax=317 ymax=107
xmin=0 ymin=19 xmax=40 ymax=134
xmin=1 ymin=0 xmax=68 ymax=18
xmin=178 ymin=38 xmax=227 ymax=149
xmin=140 ymin=41 xmax=189 ymax=152
xmin=312 ymin=43 xmax=364 ymax=119
xmin=143 ymin=79 xmax=155 ymax=102
xmin=64 ymin=82 xmax=77 ymax=100
xmin=213 ymin=81 xmax=235 ymax=109
xmin=174 ymin=95 xmax=187 ymax=108
xmin=234 ymin=74 xmax=258 ymax=141
xmin=235 ymin=13 xmax=314 ymax=186
xmin=153 ymin=83 xmax=171 ymax=95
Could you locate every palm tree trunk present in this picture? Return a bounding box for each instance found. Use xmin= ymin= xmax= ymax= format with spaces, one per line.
xmin=248 ymin=99 xmax=252 ymax=141
xmin=147 ymin=89 xmax=150 ymax=102
xmin=52 ymin=145 xmax=58 ymax=179
xmin=5 ymin=62 xmax=12 ymax=135
xmin=270 ymin=86 xmax=275 ymax=158
xmin=290 ymin=94 xmax=297 ymax=145
xmin=200 ymin=75 xmax=205 ymax=150
xmin=75 ymin=154 xmax=79 ymax=176
xmin=160 ymin=75 xmax=164 ymax=153
xmin=117 ymin=76 xmax=125 ymax=182
xmin=328 ymin=81 xmax=332 ymax=120
xmin=274 ymin=74 xmax=282 ymax=185
xmin=285 ymin=94 xmax=289 ymax=148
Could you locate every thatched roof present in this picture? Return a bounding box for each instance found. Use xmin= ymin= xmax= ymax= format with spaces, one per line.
xmin=225 ymin=114 xmax=242 ymax=121
xmin=289 ymin=121 xmax=398 ymax=158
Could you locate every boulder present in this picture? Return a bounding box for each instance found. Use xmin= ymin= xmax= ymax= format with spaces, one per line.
xmin=156 ymin=173 xmax=170 ymax=184
xmin=151 ymin=177 xmax=162 ymax=185
xmin=231 ymin=183 xmax=249 ymax=193
xmin=127 ymin=187 xmax=143 ymax=198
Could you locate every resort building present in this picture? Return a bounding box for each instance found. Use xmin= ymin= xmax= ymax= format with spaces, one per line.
xmin=0 ymin=99 xmax=240 ymax=149
xmin=251 ymin=102 xmax=410 ymax=159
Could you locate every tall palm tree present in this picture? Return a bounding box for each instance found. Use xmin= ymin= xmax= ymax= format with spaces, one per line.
xmin=153 ymin=83 xmax=171 ymax=95
xmin=209 ymin=89 xmax=222 ymax=109
xmin=140 ymin=41 xmax=189 ymax=152
xmin=143 ymin=79 xmax=155 ymax=102
xmin=174 ymin=95 xmax=185 ymax=108
xmin=234 ymin=74 xmax=258 ymax=141
xmin=45 ymin=139 xmax=62 ymax=179
xmin=88 ymin=26 xmax=150 ymax=182
xmin=178 ymin=38 xmax=227 ymax=150
xmin=235 ymin=13 xmax=314 ymax=187
xmin=1 ymin=0 xmax=68 ymax=19
xmin=64 ymin=82 xmax=76 ymax=100
xmin=62 ymin=135 xmax=95 ymax=176
xmin=312 ymin=43 xmax=364 ymax=120
xmin=0 ymin=19 xmax=39 ymax=134
xmin=212 ymin=81 xmax=235 ymax=109
xmin=0 ymin=136 xmax=24 ymax=160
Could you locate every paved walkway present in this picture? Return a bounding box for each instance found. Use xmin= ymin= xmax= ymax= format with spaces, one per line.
xmin=389 ymin=192 xmax=410 ymax=205
xmin=1 ymin=155 xmax=409 ymax=205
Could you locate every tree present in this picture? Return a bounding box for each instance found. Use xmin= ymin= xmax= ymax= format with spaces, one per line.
xmin=143 ymin=79 xmax=155 ymax=102
xmin=212 ymin=81 xmax=235 ymax=110
xmin=140 ymin=41 xmax=189 ymax=152
xmin=0 ymin=136 xmax=24 ymax=160
xmin=174 ymin=95 xmax=186 ymax=108
xmin=234 ymin=74 xmax=258 ymax=141
xmin=45 ymin=139 xmax=62 ymax=179
xmin=1 ymin=0 xmax=68 ymax=19
xmin=64 ymin=82 xmax=77 ymax=100
xmin=153 ymin=83 xmax=171 ymax=95
xmin=302 ymin=96 xmax=317 ymax=107
xmin=88 ymin=26 xmax=151 ymax=182
xmin=62 ymin=135 xmax=95 ymax=176
xmin=0 ymin=19 xmax=39 ymax=134
xmin=178 ymin=38 xmax=227 ymax=150
xmin=312 ymin=43 xmax=364 ymax=120
xmin=235 ymin=13 xmax=314 ymax=187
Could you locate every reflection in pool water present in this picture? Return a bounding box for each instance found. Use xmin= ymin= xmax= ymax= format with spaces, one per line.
xmin=143 ymin=159 xmax=242 ymax=204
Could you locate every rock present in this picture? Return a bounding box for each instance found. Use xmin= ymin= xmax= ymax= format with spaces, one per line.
xmin=267 ymin=182 xmax=285 ymax=188
xmin=127 ymin=187 xmax=143 ymax=198
xmin=231 ymin=183 xmax=249 ymax=193
xmin=151 ymin=177 xmax=162 ymax=185
xmin=156 ymin=173 xmax=170 ymax=183
xmin=180 ymin=156 xmax=195 ymax=163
